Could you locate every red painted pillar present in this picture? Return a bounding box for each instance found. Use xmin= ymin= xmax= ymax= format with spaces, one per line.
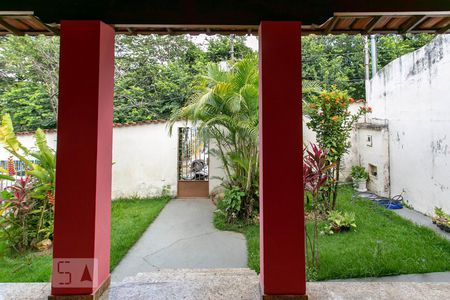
xmin=259 ymin=22 xmax=306 ymax=298
xmin=51 ymin=21 xmax=114 ymax=298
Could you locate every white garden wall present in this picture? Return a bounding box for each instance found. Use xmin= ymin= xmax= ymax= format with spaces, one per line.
xmin=364 ymin=34 xmax=450 ymax=215
xmin=0 ymin=121 xmax=224 ymax=199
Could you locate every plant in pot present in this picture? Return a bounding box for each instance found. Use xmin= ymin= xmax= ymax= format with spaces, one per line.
xmin=351 ymin=165 xmax=368 ymax=192
xmin=432 ymin=207 xmax=450 ymax=233
xmin=324 ymin=210 xmax=356 ymax=234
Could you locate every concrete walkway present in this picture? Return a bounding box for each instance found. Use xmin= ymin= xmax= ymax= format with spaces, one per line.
xmin=393 ymin=207 xmax=450 ymax=241
xmin=111 ymin=198 xmax=247 ymax=282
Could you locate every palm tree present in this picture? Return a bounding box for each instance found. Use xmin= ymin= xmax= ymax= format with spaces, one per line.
xmin=170 ymin=56 xmax=259 ymax=221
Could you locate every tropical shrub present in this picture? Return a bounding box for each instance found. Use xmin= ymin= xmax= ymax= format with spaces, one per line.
xmin=0 ymin=114 xmax=55 ymax=252
xmin=305 ymin=85 xmax=370 ymax=209
xmin=324 ymin=210 xmax=357 ymax=234
xmin=351 ymin=165 xmax=368 ymax=180
xmin=170 ymin=56 xmax=259 ymax=223
xmin=221 ymin=186 xmax=246 ymax=223
xmin=303 ymin=143 xmax=335 ymax=270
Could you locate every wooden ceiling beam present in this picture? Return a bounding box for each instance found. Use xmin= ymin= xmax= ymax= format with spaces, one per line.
xmin=364 ymin=16 xmax=382 ymax=34
xmin=32 ymin=17 xmax=59 ymax=35
xmin=399 ymin=15 xmax=427 ymax=34
xmin=325 ymin=16 xmax=339 ymax=34
xmin=0 ymin=17 xmax=23 ymax=35
xmin=437 ymin=22 xmax=450 ymax=33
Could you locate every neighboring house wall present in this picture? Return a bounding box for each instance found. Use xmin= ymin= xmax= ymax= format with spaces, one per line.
xmin=0 ymin=121 xmax=224 ymax=199
xmin=363 ymin=34 xmax=450 ymax=215
xmin=356 ymin=121 xmax=390 ymax=197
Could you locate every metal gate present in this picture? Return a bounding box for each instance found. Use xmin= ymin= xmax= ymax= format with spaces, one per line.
xmin=177 ymin=127 xmax=209 ymax=198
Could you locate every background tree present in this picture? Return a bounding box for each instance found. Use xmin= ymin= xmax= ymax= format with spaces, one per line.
xmin=114 ymin=35 xmax=208 ymax=122
xmin=205 ymin=35 xmax=254 ymax=62
xmin=302 ymin=33 xmax=434 ymax=101
xmin=0 ymin=36 xmax=59 ymax=119
xmin=0 ymin=33 xmax=434 ymax=132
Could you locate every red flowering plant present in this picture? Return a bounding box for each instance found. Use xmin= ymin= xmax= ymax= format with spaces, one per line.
xmin=0 ymin=114 xmax=56 ymax=252
xmin=306 ymin=85 xmax=370 ymax=210
xmin=303 ymin=143 xmax=335 ymax=270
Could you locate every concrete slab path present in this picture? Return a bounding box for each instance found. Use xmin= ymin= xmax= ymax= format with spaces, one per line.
xmin=393 ymin=207 xmax=450 ymax=241
xmin=111 ymin=198 xmax=247 ymax=282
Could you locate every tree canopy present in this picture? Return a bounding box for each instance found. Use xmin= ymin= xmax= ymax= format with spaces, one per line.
xmin=302 ymin=33 xmax=433 ymax=100
xmin=0 ymin=33 xmax=434 ymax=131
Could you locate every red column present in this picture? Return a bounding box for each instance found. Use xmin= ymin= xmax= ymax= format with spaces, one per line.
xmin=259 ymin=21 xmax=306 ymax=298
xmin=51 ymin=21 xmax=114 ymax=298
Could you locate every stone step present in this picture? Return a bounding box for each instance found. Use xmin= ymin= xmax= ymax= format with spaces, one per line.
xmin=107 ymin=268 xmax=261 ymax=300
xmin=122 ymin=268 xmax=258 ymax=283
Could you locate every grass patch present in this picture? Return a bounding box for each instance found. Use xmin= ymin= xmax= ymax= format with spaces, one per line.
xmin=214 ymin=186 xmax=450 ymax=280
xmin=0 ymin=196 xmax=169 ymax=282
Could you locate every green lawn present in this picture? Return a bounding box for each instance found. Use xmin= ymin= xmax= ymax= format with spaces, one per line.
xmin=0 ymin=196 xmax=169 ymax=282
xmin=214 ymin=186 xmax=450 ymax=281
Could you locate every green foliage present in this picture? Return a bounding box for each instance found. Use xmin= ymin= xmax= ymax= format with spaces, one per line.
xmin=0 ymin=33 xmax=432 ymax=132
xmin=0 ymin=82 xmax=56 ymax=131
xmin=221 ymin=186 xmax=245 ymax=223
xmin=0 ymin=196 xmax=169 ymax=282
xmin=433 ymin=207 xmax=450 ymax=231
xmin=0 ymin=35 xmax=59 ymax=124
xmin=170 ymin=56 xmax=259 ymax=223
xmin=351 ymin=166 xmax=368 ymax=180
xmin=324 ymin=210 xmax=357 ymax=234
xmin=206 ymin=36 xmax=254 ymax=62
xmin=377 ymin=34 xmax=434 ymax=70
xmin=306 ymin=86 xmax=369 ymax=209
xmin=303 ymin=143 xmax=335 ymax=270
xmin=0 ymin=114 xmax=56 ymax=252
xmin=302 ymin=34 xmax=434 ymax=100
xmin=306 ymin=86 xmax=369 ymax=162
xmin=114 ymin=35 xmax=207 ymax=123
xmin=216 ymin=186 xmax=450 ymax=281
xmin=302 ymin=35 xmax=366 ymax=99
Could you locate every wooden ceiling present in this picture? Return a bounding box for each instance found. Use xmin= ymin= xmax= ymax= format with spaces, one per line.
xmin=1 ymin=11 xmax=450 ymax=36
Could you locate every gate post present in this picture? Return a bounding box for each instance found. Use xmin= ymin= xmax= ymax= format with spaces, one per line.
xmin=258 ymin=21 xmax=307 ymax=299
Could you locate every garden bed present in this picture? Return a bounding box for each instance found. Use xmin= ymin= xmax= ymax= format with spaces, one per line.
xmin=0 ymin=196 xmax=169 ymax=282
xmin=214 ymin=186 xmax=450 ymax=281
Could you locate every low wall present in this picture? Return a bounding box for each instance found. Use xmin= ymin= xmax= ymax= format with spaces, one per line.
xmin=0 ymin=121 xmax=224 ymax=199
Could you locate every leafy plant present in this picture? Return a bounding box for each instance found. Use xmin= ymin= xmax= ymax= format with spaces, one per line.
xmin=170 ymin=56 xmax=259 ymax=223
xmin=433 ymin=207 xmax=450 ymax=232
xmin=303 ymin=143 xmax=335 ymax=270
xmin=305 ymin=85 xmax=370 ymax=209
xmin=0 ymin=114 xmax=55 ymax=252
xmin=351 ymin=165 xmax=368 ymax=180
xmin=324 ymin=210 xmax=357 ymax=234
xmin=221 ymin=186 xmax=246 ymax=223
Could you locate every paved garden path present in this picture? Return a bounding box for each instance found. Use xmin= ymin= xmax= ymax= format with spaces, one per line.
xmin=111 ymin=198 xmax=247 ymax=282
xmin=393 ymin=207 xmax=450 ymax=241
